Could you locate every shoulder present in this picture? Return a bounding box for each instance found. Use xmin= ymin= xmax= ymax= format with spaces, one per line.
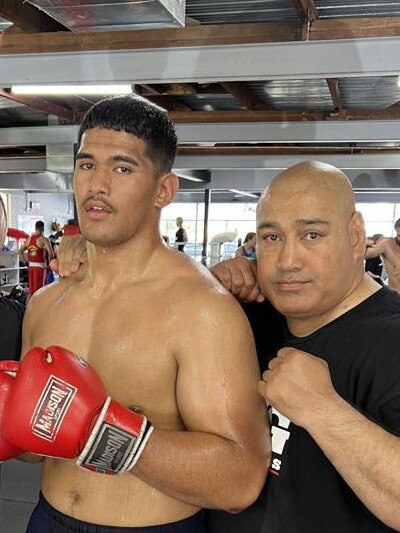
xmin=163 ymin=251 xmax=247 ymax=314
xmin=163 ymin=253 xmax=252 ymax=332
xmin=23 ymin=277 xmax=75 ymax=325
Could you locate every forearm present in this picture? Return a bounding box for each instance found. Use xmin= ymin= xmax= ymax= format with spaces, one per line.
xmin=18 ymin=452 xmax=44 ymax=463
xmin=133 ymin=428 xmax=268 ymax=512
xmin=306 ymin=394 xmax=400 ymax=530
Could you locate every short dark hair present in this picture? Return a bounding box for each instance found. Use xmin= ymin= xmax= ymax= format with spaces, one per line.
xmin=244 ymin=232 xmax=256 ymax=243
xmin=35 ymin=220 xmax=44 ymax=231
xmin=78 ymin=95 xmax=178 ymax=175
xmin=395 ymin=218 xmax=400 ymax=229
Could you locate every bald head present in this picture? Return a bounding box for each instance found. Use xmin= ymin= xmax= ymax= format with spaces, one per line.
xmin=255 ymin=161 xmax=367 ymax=331
xmin=258 ymin=161 xmax=355 ymax=220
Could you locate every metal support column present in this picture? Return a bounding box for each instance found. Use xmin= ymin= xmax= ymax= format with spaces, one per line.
xmin=201 ymin=189 xmax=211 ymax=266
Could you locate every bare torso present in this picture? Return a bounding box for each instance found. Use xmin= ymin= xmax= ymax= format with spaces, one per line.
xmin=25 ymin=249 xmax=211 ymax=526
xmin=370 ymin=238 xmax=400 ymax=291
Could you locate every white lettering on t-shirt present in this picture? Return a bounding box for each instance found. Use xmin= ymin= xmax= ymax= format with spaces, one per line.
xmin=269 ymin=407 xmax=291 ymax=476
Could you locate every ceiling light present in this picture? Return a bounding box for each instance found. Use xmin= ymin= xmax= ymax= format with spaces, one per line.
xmin=175 ymin=172 xmax=205 ymax=182
xmin=229 ymin=189 xmax=259 ymax=199
xmin=11 ymin=84 xmax=133 ymax=95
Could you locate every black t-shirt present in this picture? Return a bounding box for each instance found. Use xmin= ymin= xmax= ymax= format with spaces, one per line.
xmin=240 ymin=300 xmax=285 ymax=374
xmin=208 ymin=288 xmax=400 ymax=532
xmin=0 ymin=297 xmax=24 ymax=360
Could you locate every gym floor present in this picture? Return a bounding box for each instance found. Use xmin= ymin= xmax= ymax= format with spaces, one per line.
xmin=0 ymin=459 xmax=41 ymax=532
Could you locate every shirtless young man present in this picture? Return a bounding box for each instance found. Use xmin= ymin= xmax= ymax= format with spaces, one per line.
xmin=365 ymin=219 xmax=400 ymax=292
xmin=5 ymin=96 xmax=269 ymax=531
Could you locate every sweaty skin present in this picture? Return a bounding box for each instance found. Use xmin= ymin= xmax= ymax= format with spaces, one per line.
xmin=365 ymin=236 xmax=400 ymax=292
xmin=21 ymin=128 xmax=268 ymax=527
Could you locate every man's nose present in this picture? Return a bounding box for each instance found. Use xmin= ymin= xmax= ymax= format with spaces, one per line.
xmin=88 ymin=167 xmax=111 ymax=195
xmin=276 ymin=239 xmax=302 ymax=271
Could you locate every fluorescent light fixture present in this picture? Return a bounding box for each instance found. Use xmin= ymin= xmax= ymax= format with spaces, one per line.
xmin=11 ymin=84 xmax=133 ymax=95
xmin=229 ymin=189 xmax=259 ymax=199
xmin=175 ymin=172 xmax=205 ymax=182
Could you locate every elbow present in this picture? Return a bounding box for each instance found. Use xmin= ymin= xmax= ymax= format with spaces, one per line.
xmin=221 ymin=452 xmax=270 ymax=514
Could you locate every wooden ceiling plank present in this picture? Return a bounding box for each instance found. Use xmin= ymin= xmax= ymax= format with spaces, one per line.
xmin=0 ymin=22 xmax=299 ymax=55
xmin=311 ymin=17 xmax=400 ymax=40
xmin=220 ymin=82 xmax=273 ymax=111
xmin=0 ymin=0 xmax=67 ymax=33
xmin=171 ymin=108 xmax=400 ymax=123
xmin=0 ymin=88 xmax=75 ymax=121
xmin=170 ymin=110 xmax=324 ymax=123
xmin=326 ymin=78 xmax=341 ymax=111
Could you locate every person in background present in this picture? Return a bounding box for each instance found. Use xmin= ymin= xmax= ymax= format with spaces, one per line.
xmin=175 ymin=216 xmax=188 ymax=252
xmin=365 ymin=233 xmax=384 ymax=286
xmin=235 ymin=232 xmax=257 ymax=259
xmin=19 ymin=220 xmax=53 ymax=297
xmin=365 ymin=220 xmax=400 ymax=292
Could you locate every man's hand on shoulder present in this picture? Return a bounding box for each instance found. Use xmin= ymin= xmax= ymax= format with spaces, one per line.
xmin=50 ymin=234 xmax=87 ymax=279
xmin=210 ymin=257 xmax=265 ymax=303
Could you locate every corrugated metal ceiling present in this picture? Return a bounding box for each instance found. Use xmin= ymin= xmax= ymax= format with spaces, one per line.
xmin=249 ymin=80 xmax=334 ymax=111
xmin=185 ymin=0 xmax=299 ymax=24
xmin=340 ymin=77 xmax=400 ymax=108
xmin=315 ymin=0 xmax=400 ymax=19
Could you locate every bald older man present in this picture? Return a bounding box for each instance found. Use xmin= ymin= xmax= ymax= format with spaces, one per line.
xmin=209 ymin=161 xmax=400 ymax=532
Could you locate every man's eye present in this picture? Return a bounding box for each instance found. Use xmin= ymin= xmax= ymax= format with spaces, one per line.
xmin=80 ymin=162 xmax=93 ymax=170
xmin=116 ymin=166 xmax=131 ymax=174
xmin=305 ymin=232 xmax=319 ymax=240
xmin=263 ymin=234 xmax=279 ymax=242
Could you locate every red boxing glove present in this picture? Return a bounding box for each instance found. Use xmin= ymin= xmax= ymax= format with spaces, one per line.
xmin=4 ymin=346 xmax=153 ymax=475
xmin=0 ymin=361 xmax=24 ymax=462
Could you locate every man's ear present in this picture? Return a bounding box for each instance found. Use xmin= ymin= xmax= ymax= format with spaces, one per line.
xmin=154 ymin=172 xmax=179 ymax=208
xmin=350 ymin=211 xmax=366 ymax=258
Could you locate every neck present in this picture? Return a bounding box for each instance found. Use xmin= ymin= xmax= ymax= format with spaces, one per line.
xmin=84 ymin=232 xmax=164 ymax=290
xmin=286 ymin=274 xmax=380 ymax=337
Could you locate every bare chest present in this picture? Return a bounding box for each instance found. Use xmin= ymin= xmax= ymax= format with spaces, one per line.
xmin=31 ymin=289 xmax=180 ymax=427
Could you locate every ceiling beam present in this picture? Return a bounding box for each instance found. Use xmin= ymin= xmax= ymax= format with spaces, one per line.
xmin=0 ymin=1 xmax=68 ymax=33
xmin=174 ymin=154 xmax=400 ymax=170
xmin=220 ymin=82 xmax=273 ymax=111
xmin=310 ymin=16 xmax=400 ymax=40
xmin=178 ymin=146 xmax=400 ymax=156
xmin=0 ymin=89 xmax=75 ymax=121
xmin=0 ymin=156 xmax=46 ymax=172
xmin=0 ymin=17 xmax=399 ymax=56
xmin=2 ymin=121 xmax=400 ymax=146
xmin=2 ymin=37 xmax=400 ymax=86
xmin=0 ymin=23 xmax=298 ymax=55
